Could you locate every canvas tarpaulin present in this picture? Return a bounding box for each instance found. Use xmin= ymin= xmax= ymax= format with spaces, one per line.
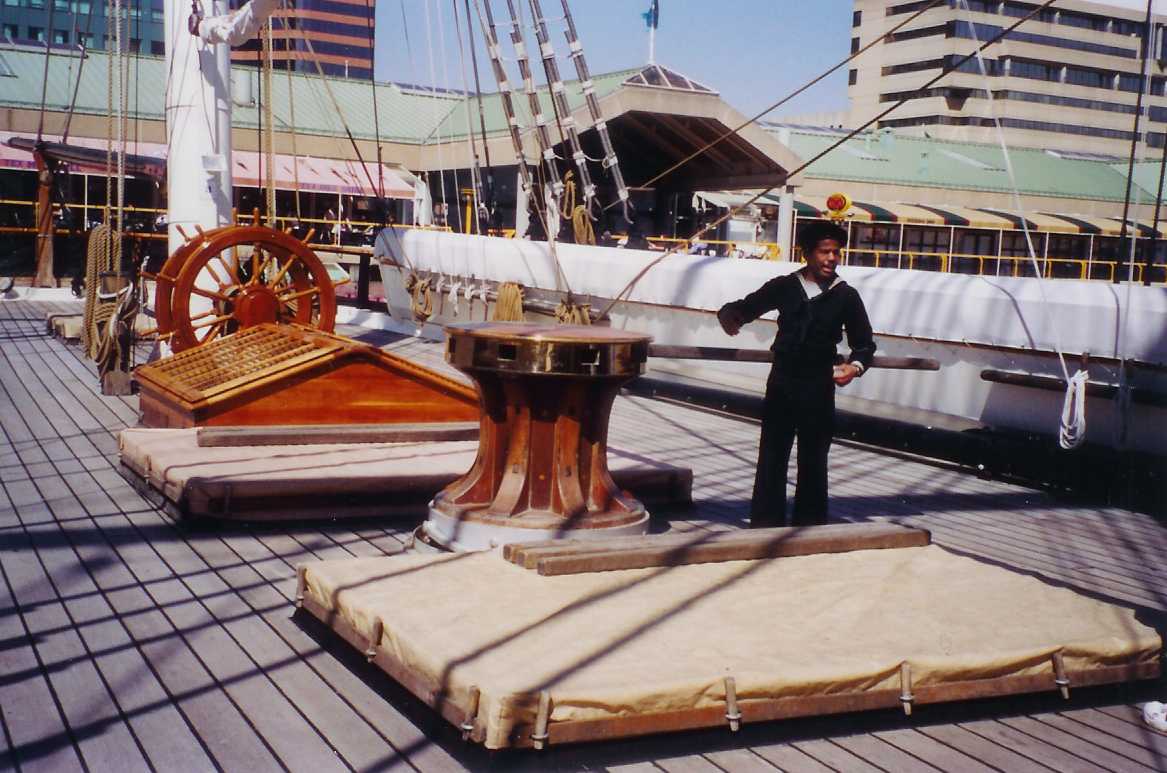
xmin=300 ymin=544 xmax=1161 ymax=749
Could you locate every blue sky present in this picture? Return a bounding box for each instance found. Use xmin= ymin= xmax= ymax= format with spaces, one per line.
xmin=374 ymin=1 xmax=855 ymax=120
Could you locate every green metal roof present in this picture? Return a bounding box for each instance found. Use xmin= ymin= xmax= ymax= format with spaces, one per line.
xmin=1111 ymin=160 xmax=1167 ymax=204
xmin=0 ymin=45 xmax=470 ymax=144
xmin=423 ymin=67 xmax=637 ymax=141
xmin=0 ymin=44 xmax=639 ymax=146
xmin=771 ymin=125 xmax=1159 ymax=204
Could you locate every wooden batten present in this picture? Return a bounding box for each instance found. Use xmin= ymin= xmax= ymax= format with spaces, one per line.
xmin=133 ymin=324 xmax=480 ymax=428
xmin=504 ymin=523 xmax=931 ymax=575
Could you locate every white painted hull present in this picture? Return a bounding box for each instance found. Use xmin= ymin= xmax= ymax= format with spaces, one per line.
xmin=374 ymin=229 xmax=1167 ymax=456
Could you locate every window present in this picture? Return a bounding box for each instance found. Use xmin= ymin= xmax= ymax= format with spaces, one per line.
xmin=883 ymin=58 xmax=945 ymax=76
xmin=1 ymin=0 xmax=16 ymax=8
xmin=52 ymin=29 xmax=68 ymax=44
xmin=853 ymin=9 xmax=861 ymax=27
xmin=129 ymin=38 xmax=140 ymax=52
xmin=851 ymin=36 xmax=860 ymax=54
xmin=151 ymin=40 xmax=165 ymax=55
xmin=79 ymin=32 xmax=93 ymax=47
xmin=1118 ymin=73 xmax=1144 ymax=93
xmin=28 ymin=26 xmax=44 ymax=42
xmin=849 ymin=68 xmax=857 ymax=86
xmin=1 ymin=23 xmax=17 ymax=39
xmin=53 ymin=0 xmax=66 ymax=8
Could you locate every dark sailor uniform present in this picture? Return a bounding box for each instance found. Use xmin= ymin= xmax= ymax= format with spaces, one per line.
xmin=721 ymin=271 xmax=876 ymax=527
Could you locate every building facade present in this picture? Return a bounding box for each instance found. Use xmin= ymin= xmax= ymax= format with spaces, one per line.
xmin=849 ymin=0 xmax=1167 ymax=156
xmin=1 ymin=0 xmax=165 ymax=55
xmin=230 ymin=0 xmax=374 ymax=80
xmin=0 ymin=0 xmax=371 ymax=79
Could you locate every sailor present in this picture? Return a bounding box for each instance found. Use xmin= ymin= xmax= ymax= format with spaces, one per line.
xmin=717 ymin=221 xmax=876 ymax=527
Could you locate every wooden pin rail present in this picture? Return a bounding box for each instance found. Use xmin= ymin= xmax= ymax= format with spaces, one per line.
xmin=647 ymin=344 xmax=939 ymax=370
xmin=981 ymin=369 xmax=1167 ymax=408
xmin=195 ymin=422 xmax=480 ymax=447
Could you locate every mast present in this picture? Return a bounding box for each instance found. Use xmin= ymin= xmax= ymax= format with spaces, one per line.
xmin=558 ymin=0 xmax=632 ymax=221
xmin=163 ymin=0 xmax=233 ymax=254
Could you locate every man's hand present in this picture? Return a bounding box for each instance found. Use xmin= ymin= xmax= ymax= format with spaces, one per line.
xmin=717 ymin=305 xmax=745 ymax=336
xmin=833 ymin=363 xmax=861 ymax=386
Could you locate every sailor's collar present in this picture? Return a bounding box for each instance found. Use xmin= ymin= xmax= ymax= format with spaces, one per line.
xmin=798 ymin=269 xmax=842 ymax=299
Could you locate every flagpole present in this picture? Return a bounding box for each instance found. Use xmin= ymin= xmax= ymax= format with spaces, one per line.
xmin=649 ymin=24 xmax=655 ymax=64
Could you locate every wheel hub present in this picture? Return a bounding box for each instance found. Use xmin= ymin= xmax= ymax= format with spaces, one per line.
xmin=234 ymin=284 xmax=281 ymax=326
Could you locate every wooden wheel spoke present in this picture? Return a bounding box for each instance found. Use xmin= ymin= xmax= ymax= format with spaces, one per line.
xmin=199 ymin=320 xmax=227 ymax=344
xmin=191 ymin=313 xmax=233 ymax=330
xmin=255 ymin=251 xmax=275 ymax=284
xmin=278 ymin=287 xmax=320 ymax=303
xmin=269 ymin=256 xmax=300 ymax=287
xmin=215 ymin=254 xmax=241 ymax=286
xmin=191 ymin=286 xmax=231 ymax=302
xmin=250 ymin=246 xmax=262 ymax=284
xmin=203 ymin=262 xmax=226 ymax=287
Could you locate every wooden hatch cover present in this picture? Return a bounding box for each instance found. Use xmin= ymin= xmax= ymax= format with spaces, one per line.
xmin=133 ymin=323 xmax=480 ymax=428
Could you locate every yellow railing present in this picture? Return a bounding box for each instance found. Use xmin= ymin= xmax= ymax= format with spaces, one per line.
xmin=839 ymin=248 xmax=1163 ymax=284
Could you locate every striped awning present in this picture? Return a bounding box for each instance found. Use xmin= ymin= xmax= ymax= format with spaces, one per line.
xmin=974 ymin=208 xmax=1079 ymax=234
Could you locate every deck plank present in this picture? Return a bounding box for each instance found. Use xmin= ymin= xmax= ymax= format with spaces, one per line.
xmin=1 ymin=303 xmax=1164 ymax=772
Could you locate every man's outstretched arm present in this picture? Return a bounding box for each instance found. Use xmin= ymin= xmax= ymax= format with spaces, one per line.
xmin=717 ymin=277 xmax=784 ymax=336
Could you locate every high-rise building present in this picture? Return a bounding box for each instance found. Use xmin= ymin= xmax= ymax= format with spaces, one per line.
xmin=0 ymin=0 xmax=165 ymax=56
xmin=231 ymin=0 xmax=374 ymax=80
xmin=849 ymin=0 xmax=1167 ymax=156
xmin=0 ymin=1 xmax=371 ymax=80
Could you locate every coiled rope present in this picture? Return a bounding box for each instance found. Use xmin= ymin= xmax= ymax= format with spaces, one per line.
xmin=82 ymin=225 xmax=117 ymax=359
xmin=491 ymin=281 xmax=524 ymax=321
xmin=554 ymin=299 xmax=590 ymax=325
xmin=405 ymin=273 xmax=434 ymax=321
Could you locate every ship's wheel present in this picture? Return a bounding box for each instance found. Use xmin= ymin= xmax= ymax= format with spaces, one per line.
xmin=151 ymin=224 xmax=338 ymax=352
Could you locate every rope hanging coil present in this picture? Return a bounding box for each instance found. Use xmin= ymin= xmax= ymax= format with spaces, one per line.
xmin=571 ymin=205 xmax=594 ymax=245
xmin=82 ymin=224 xmax=117 ymax=359
xmin=1059 ymin=369 xmax=1088 ymax=450
xmin=491 ymin=281 xmax=525 ymax=321
xmin=405 ymin=272 xmax=434 ymax=321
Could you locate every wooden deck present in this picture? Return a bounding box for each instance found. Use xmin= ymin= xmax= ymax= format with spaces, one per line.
xmin=2 ymin=298 xmax=1165 ymax=772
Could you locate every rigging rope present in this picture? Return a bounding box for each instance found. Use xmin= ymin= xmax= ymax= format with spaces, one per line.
xmin=612 ymin=0 xmax=946 ymax=207
xmin=262 ymin=22 xmax=276 ymax=226
xmin=503 ymin=0 xmax=564 ymax=212
xmin=364 ymin=0 xmax=385 ymax=202
xmin=435 ymin=0 xmax=464 ymax=227
xmin=471 ymin=0 xmax=572 ymax=295
xmin=595 ymin=0 xmax=1059 ymax=322
xmin=423 ymin=0 xmax=449 ymax=218
xmin=465 ymin=0 xmax=496 ymax=218
xmin=278 ymin=13 xmax=302 ymax=223
xmin=452 ymin=0 xmax=485 ymax=232
xmin=529 ymin=0 xmax=600 ymax=217
xmin=958 ymin=0 xmax=1084 ymax=449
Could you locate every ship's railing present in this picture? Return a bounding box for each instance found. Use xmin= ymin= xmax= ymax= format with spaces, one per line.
xmin=838 ymin=248 xmax=1164 ymax=284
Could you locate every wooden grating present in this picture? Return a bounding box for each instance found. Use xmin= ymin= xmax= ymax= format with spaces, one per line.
xmin=142 ymin=326 xmax=335 ymax=399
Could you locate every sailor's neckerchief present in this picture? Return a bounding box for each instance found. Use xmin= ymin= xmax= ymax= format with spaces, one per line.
xmin=795 ymin=268 xmax=864 ymax=375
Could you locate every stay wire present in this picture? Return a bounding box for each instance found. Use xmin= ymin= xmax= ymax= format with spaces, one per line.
xmin=1115 ymin=0 xmax=1155 ymax=285
xmin=596 ymin=0 xmax=1061 ymax=321
xmin=958 ymin=0 xmax=1083 ymax=449
xmin=464 ymin=0 xmax=495 ymax=203
xmin=364 ymin=0 xmax=385 ymax=203
xmin=608 ymin=0 xmax=947 ymax=210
